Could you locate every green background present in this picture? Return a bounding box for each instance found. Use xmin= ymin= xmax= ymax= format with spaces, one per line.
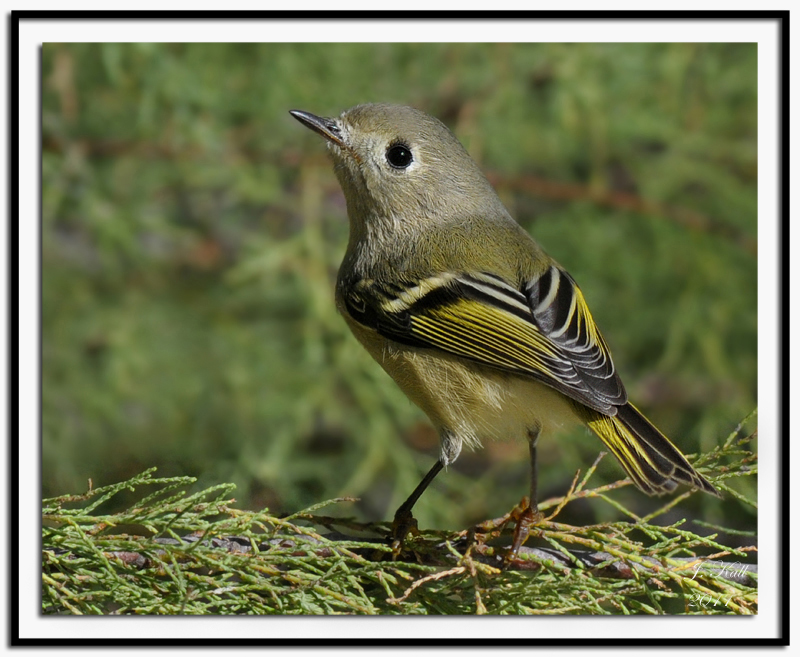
xmin=41 ymin=42 xmax=757 ymax=535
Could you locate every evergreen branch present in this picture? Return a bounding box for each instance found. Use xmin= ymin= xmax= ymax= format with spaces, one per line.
xmin=42 ymin=412 xmax=757 ymax=615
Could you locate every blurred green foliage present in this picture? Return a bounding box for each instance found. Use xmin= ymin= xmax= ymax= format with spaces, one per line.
xmin=42 ymin=43 xmax=756 ymax=537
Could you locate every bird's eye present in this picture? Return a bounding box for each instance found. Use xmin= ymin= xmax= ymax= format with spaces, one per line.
xmin=386 ymin=143 xmax=413 ymax=169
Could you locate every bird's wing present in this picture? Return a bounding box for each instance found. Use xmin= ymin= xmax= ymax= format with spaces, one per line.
xmin=341 ymin=267 xmax=627 ymax=414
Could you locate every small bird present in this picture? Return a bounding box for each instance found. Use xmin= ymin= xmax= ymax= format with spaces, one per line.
xmin=290 ymin=103 xmax=719 ymax=553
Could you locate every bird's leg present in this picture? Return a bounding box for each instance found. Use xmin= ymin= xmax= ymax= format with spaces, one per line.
xmin=507 ymin=427 xmax=544 ymax=562
xmin=390 ymin=460 xmax=444 ymax=553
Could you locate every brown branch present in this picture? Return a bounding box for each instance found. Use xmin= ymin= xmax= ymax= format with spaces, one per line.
xmin=486 ymin=171 xmax=756 ymax=256
xmin=47 ymin=530 xmax=757 ymax=587
xmin=42 ymin=134 xmax=754 ymax=255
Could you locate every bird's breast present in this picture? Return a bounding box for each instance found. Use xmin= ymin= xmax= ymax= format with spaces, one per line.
xmin=337 ymin=309 xmax=581 ymax=451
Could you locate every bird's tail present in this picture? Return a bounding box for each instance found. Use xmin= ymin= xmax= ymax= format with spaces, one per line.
xmin=586 ymin=403 xmax=720 ymax=497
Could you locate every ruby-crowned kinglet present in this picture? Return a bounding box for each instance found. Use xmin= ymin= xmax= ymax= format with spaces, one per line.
xmin=290 ymin=103 xmax=718 ymax=551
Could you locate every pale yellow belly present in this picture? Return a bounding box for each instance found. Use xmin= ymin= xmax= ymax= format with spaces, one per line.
xmin=344 ymin=316 xmax=581 ymax=464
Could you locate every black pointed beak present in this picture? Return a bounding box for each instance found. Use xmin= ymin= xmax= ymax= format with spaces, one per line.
xmin=289 ymin=109 xmax=346 ymax=149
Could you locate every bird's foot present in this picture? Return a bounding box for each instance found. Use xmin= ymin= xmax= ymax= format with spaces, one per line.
xmin=472 ymin=496 xmax=530 ymax=536
xmin=504 ymin=498 xmax=543 ymax=565
xmin=389 ymin=508 xmax=420 ymax=559
xmin=464 ymin=497 xmax=543 ymax=564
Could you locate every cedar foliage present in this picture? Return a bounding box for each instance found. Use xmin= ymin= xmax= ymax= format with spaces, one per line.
xmin=42 ymin=412 xmax=757 ymax=615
